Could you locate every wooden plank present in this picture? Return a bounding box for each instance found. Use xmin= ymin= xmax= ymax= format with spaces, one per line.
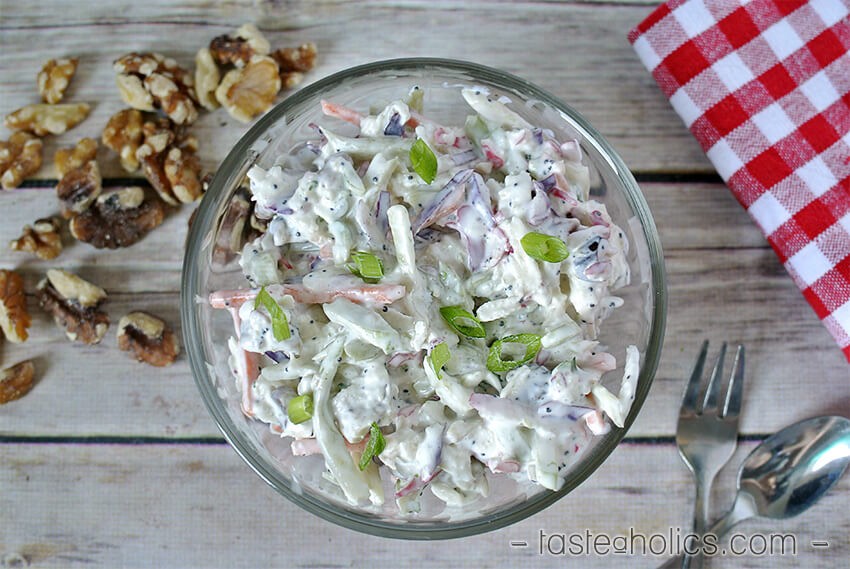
xmin=0 ymin=1 xmax=710 ymax=175
xmin=0 ymin=291 xmax=216 ymax=438
xmin=1 ymin=442 xmax=847 ymax=568
xmin=1 ymin=247 xmax=847 ymax=439
xmin=0 ymin=179 xmax=765 ymax=295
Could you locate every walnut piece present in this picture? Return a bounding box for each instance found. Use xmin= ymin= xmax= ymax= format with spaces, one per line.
xmin=4 ymin=103 xmax=90 ymax=136
xmin=117 ymin=311 xmax=180 ymax=367
xmin=70 ymin=187 xmax=165 ymax=249
xmin=209 ymin=35 xmax=255 ymax=68
xmin=1 ymin=133 xmax=43 ymax=190
xmin=194 ymin=48 xmax=221 ymax=111
xmin=215 ymin=55 xmax=281 ymax=123
xmin=209 ymin=23 xmax=271 ymax=67
xmin=136 ymin=118 xmax=202 ymax=205
xmin=56 ymin=159 xmax=101 ymax=217
xmin=38 ymin=58 xmax=79 ymax=104
xmin=10 ymin=216 xmax=63 ymax=260
xmin=54 ymin=137 xmax=98 ymax=177
xmin=116 ymin=74 xmax=154 ymax=111
xmin=163 ymin=146 xmax=202 ymax=203
xmin=0 ymin=360 xmax=36 ymax=405
xmin=271 ymin=42 xmax=317 ymax=74
xmin=102 ymin=109 xmax=144 ymax=172
xmin=114 ymin=53 xmax=198 ymax=125
xmin=213 ymin=186 xmax=252 ymax=265
xmin=36 ymin=269 xmax=109 ymax=344
xmin=0 ymin=269 xmax=31 ymax=343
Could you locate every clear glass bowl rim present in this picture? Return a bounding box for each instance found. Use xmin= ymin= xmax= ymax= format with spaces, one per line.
xmin=181 ymin=57 xmax=667 ymax=540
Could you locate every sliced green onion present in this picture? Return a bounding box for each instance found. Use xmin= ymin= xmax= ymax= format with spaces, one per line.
xmin=486 ymin=333 xmax=542 ymax=373
xmin=428 ymin=342 xmax=451 ymax=379
xmin=287 ymin=394 xmax=313 ymax=424
xmin=439 ymin=305 xmax=486 ymax=338
xmin=405 ymin=86 xmax=424 ymax=113
xmin=347 ymin=251 xmax=384 ymax=284
xmin=520 ymin=232 xmax=569 ymax=263
xmin=358 ymin=422 xmax=386 ymax=470
xmin=410 ymin=138 xmax=437 ymax=184
xmin=255 ymin=285 xmax=291 ymax=341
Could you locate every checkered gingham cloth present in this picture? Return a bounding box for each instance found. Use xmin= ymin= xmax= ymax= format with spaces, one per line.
xmin=629 ymin=0 xmax=850 ymax=361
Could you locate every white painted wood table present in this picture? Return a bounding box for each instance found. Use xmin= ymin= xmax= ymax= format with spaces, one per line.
xmin=2 ymin=1 xmax=849 ymax=568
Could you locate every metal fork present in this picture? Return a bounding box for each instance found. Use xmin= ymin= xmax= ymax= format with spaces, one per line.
xmin=675 ymin=341 xmax=745 ymax=569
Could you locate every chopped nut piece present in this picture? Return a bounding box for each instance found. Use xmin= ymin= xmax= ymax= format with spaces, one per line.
xmin=209 ymin=23 xmax=272 ymax=67
xmin=1 ymin=132 xmax=35 ymax=173
xmin=1 ymin=135 xmax=43 ymax=190
xmin=0 ymin=360 xmax=35 ymax=404
xmin=215 ymin=55 xmax=281 ymax=123
xmin=10 ymin=217 xmax=63 ymax=260
xmin=54 ymin=137 xmax=98 ymax=177
xmin=209 ymin=35 xmax=255 ymax=67
xmin=4 ymin=103 xmax=90 ymax=136
xmin=116 ymin=74 xmax=155 ymax=111
xmin=0 ymin=269 xmax=31 ymax=343
xmin=236 ymin=23 xmax=271 ymax=56
xmin=38 ymin=57 xmax=79 ymax=104
xmin=213 ymin=187 xmax=252 ymax=265
xmin=56 ymin=160 xmax=101 ymax=217
xmin=114 ymin=52 xmax=198 ymax=125
xmin=280 ymin=71 xmax=305 ymax=91
xmin=194 ymin=48 xmax=221 ymax=111
xmin=164 ymin=146 xmax=202 ymax=203
xmin=117 ymin=311 xmax=180 ymax=366
xmin=144 ymin=73 xmax=198 ymax=126
xmin=70 ymin=187 xmax=165 ymax=249
xmin=37 ymin=269 xmax=109 ymax=344
xmin=271 ymin=42 xmax=317 ymax=74
xmin=136 ymin=117 xmax=202 ymax=205
xmin=102 ymin=109 xmax=144 ymax=173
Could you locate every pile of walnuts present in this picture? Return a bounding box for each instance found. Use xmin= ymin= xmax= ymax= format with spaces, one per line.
xmin=2 ymin=22 xmax=316 ymax=402
xmin=194 ymin=24 xmax=316 ymax=123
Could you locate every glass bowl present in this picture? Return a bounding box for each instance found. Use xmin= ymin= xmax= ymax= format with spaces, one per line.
xmin=181 ymin=58 xmax=666 ymax=539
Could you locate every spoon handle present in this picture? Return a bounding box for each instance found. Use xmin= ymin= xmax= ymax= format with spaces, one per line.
xmin=656 ymin=498 xmax=754 ymax=569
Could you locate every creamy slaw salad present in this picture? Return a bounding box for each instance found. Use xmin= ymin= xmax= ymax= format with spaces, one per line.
xmin=210 ymin=85 xmax=639 ymax=511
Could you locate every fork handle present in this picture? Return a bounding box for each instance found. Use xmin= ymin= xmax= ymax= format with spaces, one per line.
xmin=684 ymin=473 xmax=715 ymax=569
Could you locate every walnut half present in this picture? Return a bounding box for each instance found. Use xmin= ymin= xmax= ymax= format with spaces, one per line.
xmin=117 ymin=311 xmax=180 ymax=366
xmin=114 ymin=52 xmax=198 ymax=125
xmin=56 ymin=159 xmax=102 ymax=217
xmin=102 ymin=109 xmax=144 ymax=173
xmin=1 ymin=133 xmax=43 ymax=190
xmin=4 ymin=103 xmax=90 ymax=136
xmin=136 ymin=118 xmax=202 ymax=205
xmin=0 ymin=360 xmax=36 ymax=405
xmin=36 ymin=269 xmax=109 ymax=344
xmin=54 ymin=137 xmax=98 ymax=177
xmin=38 ymin=58 xmax=79 ymax=104
xmin=215 ymin=55 xmax=280 ymax=123
xmin=70 ymin=187 xmax=165 ymax=249
xmin=10 ymin=216 xmax=63 ymax=260
xmin=0 ymin=269 xmax=31 ymax=343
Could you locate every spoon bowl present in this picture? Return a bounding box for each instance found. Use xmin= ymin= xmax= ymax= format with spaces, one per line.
xmin=660 ymin=415 xmax=850 ymax=568
xmin=712 ymin=415 xmax=850 ymax=536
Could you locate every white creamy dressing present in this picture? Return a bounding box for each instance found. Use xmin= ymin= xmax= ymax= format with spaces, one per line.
xmin=223 ymin=86 xmax=639 ymax=510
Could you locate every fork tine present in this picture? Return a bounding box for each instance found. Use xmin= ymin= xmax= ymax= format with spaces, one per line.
xmin=722 ymin=345 xmax=745 ymax=418
xmin=681 ymin=340 xmax=709 ymax=412
xmin=700 ymin=342 xmax=727 ymax=412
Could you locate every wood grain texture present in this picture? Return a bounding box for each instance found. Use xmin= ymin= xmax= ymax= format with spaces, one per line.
xmin=0 ymin=1 xmax=709 ymax=175
xmin=2 ymin=1 xmax=849 ymax=567
xmin=0 ymin=257 xmax=846 ymax=439
xmin=1 ymin=442 xmax=847 ymax=568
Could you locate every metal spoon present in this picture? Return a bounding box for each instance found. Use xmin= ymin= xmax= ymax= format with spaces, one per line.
xmin=660 ymin=415 xmax=850 ymax=568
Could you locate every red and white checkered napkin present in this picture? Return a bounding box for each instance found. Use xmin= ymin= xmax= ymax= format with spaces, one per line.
xmin=629 ymin=0 xmax=850 ymax=361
